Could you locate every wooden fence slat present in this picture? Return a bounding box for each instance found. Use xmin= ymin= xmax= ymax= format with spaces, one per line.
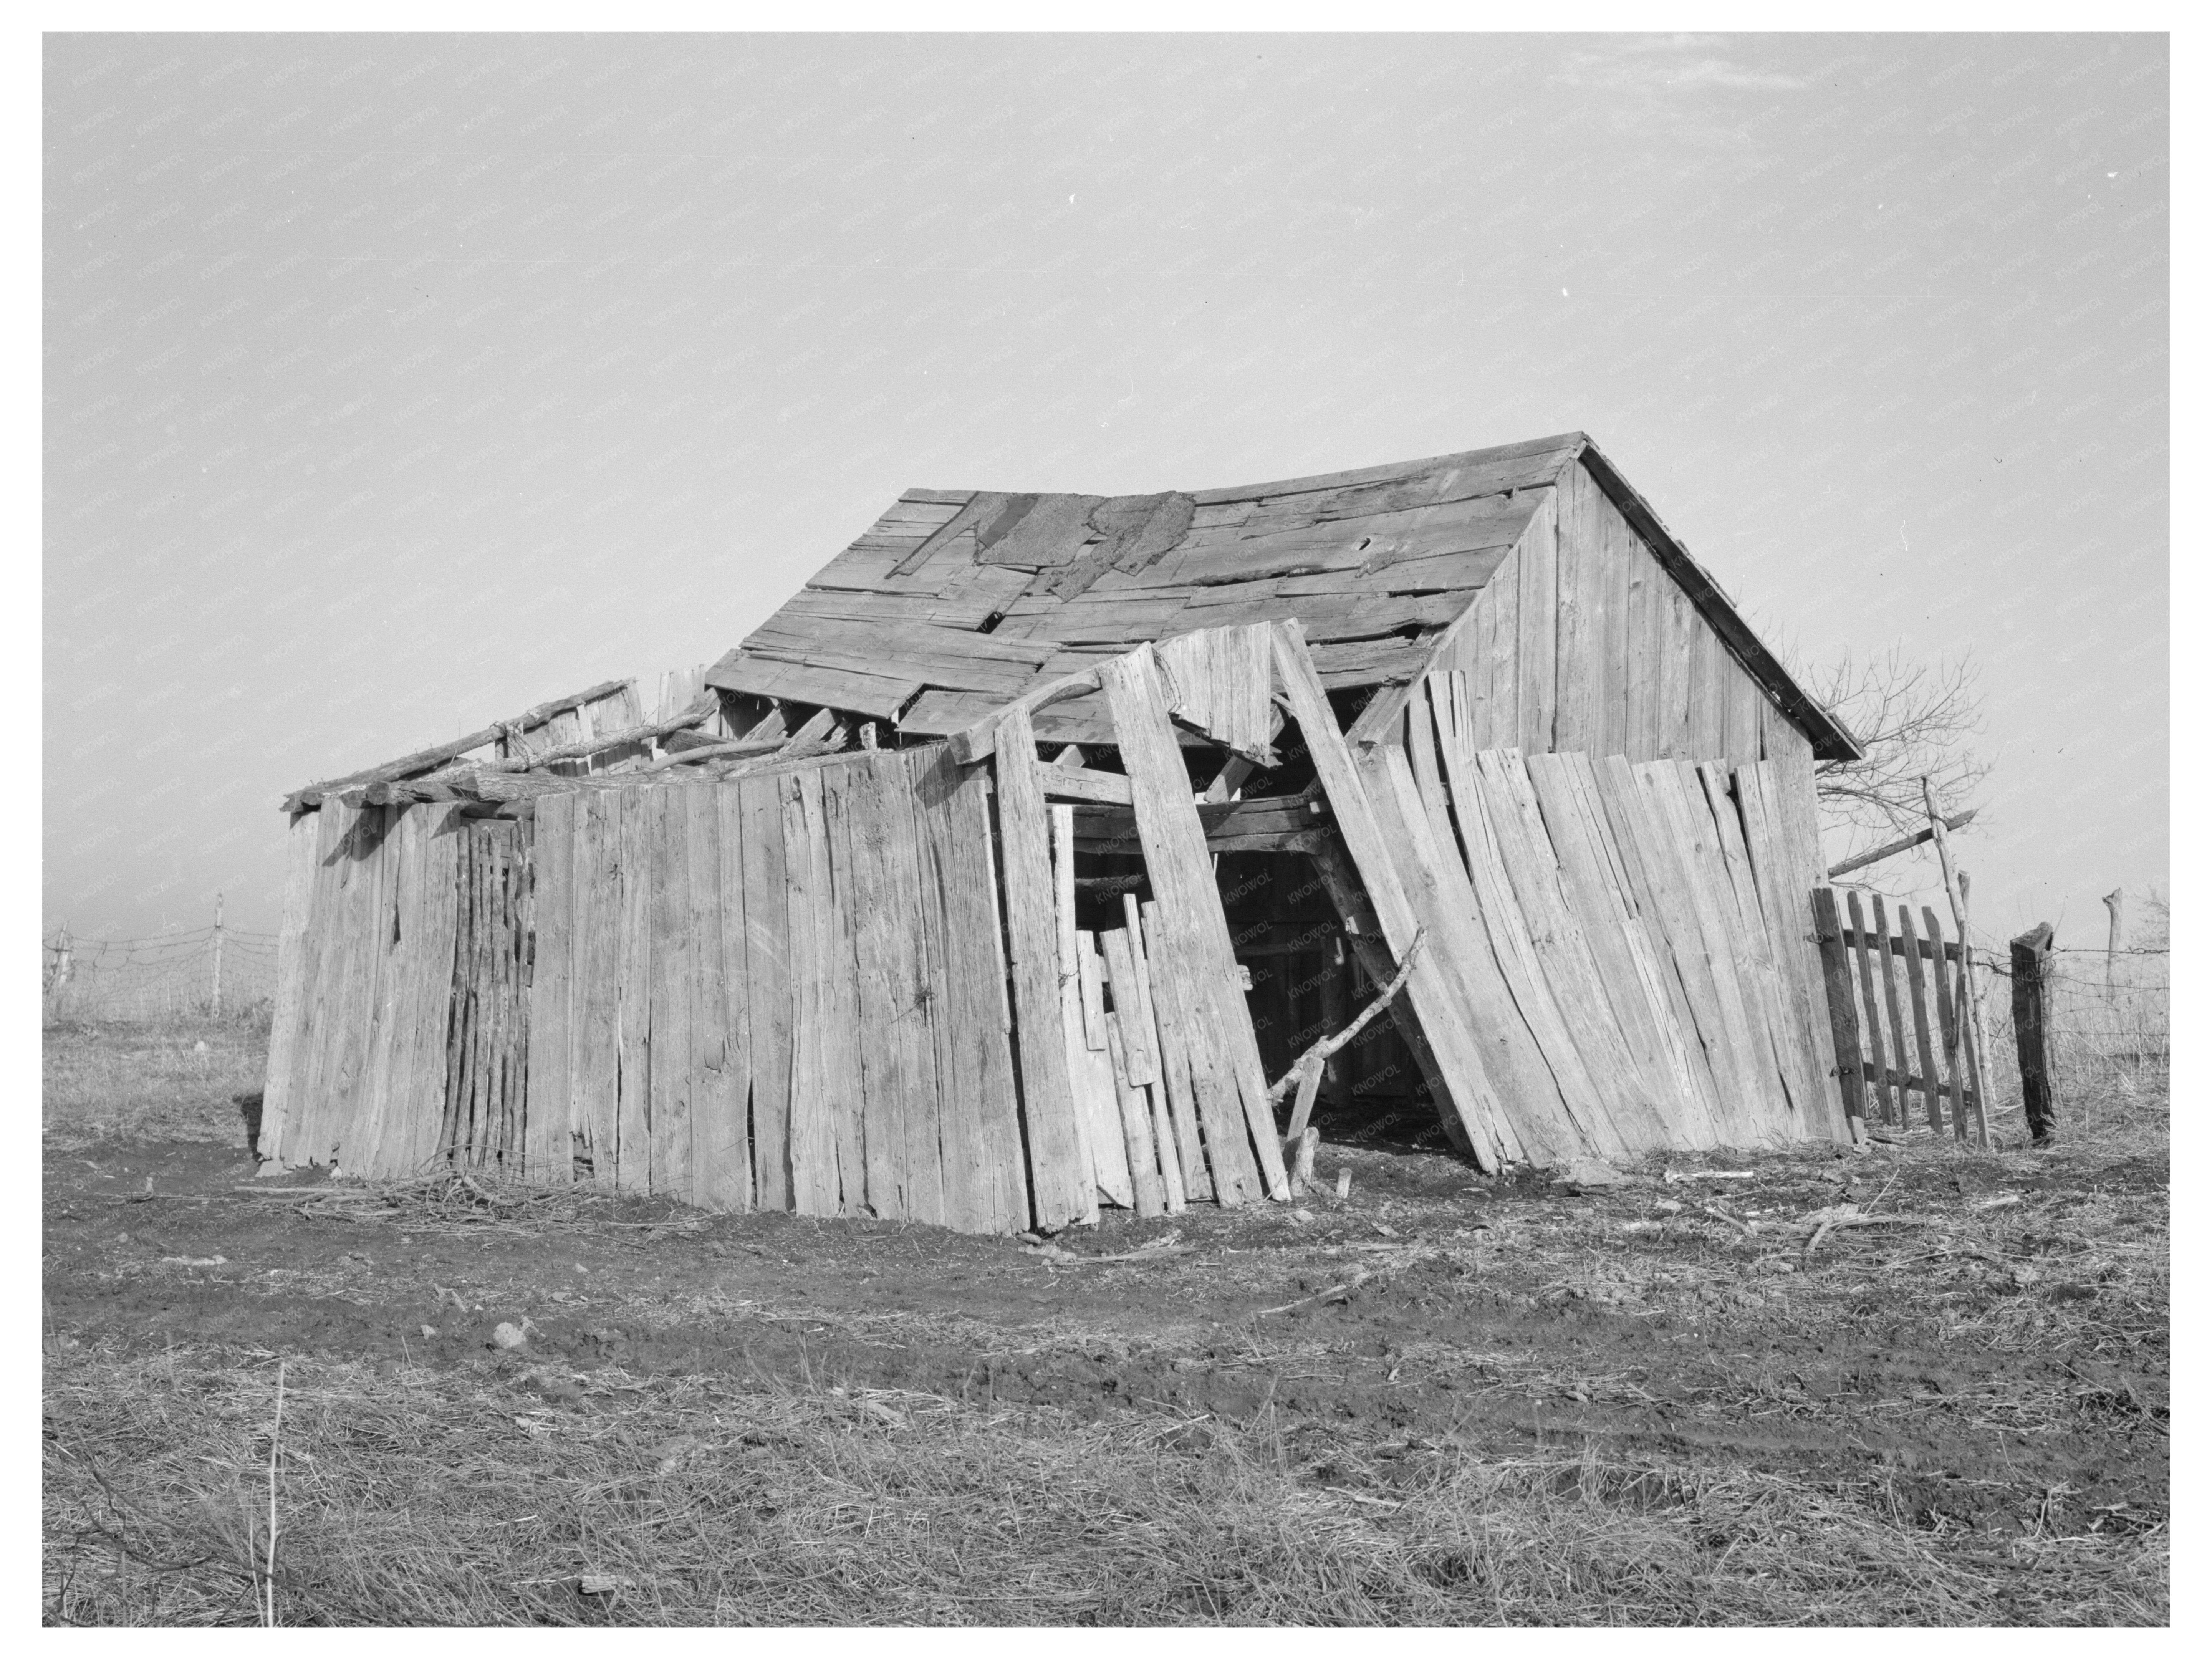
xmin=1923 ymin=907 xmax=1968 ymax=1140
xmin=1897 ymin=905 xmax=1943 ymax=1135
xmin=1872 ymin=896 xmax=1912 ymax=1130
xmin=2010 ymin=922 xmax=2058 ymax=1144
xmin=992 ymin=705 xmax=1099 ymax=1229
xmin=1809 ymin=889 xmax=1869 ymax=1138
xmin=1845 ymin=890 xmax=1892 ymax=1125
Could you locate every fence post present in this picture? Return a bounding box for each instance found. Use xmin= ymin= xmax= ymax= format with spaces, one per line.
xmin=56 ymin=922 xmax=73 ymax=990
xmin=211 ymin=892 xmax=225 ymax=1018
xmin=2102 ymin=888 xmax=2124 ymax=992
xmin=1922 ymin=778 xmax=1993 ymax=1147
xmin=2010 ymin=922 xmax=2057 ymax=1145
xmin=1810 ymin=887 xmax=1869 ymax=1142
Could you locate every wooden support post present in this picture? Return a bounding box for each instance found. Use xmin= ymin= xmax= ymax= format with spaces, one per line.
xmin=2010 ymin=922 xmax=2058 ymax=1145
xmin=1922 ymin=778 xmax=1993 ymax=1147
xmin=2102 ymin=889 xmax=2124 ymax=993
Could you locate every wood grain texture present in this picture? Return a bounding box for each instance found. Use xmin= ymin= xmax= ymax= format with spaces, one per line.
xmin=613 ymin=790 xmax=654 ymax=1189
xmin=258 ymin=810 xmax=321 ymax=1166
xmin=522 ymin=793 xmax=576 ymax=1183
xmin=1138 ymin=899 xmax=1213 ymax=1204
xmin=782 ymin=770 xmax=837 ymax=1214
xmin=1846 ymin=890 xmax=1892 ymax=1125
xmin=1514 ymin=490 xmax=1558 ymax=751
xmin=647 ymin=787 xmax=694 ymax=1201
xmin=737 ymin=776 xmax=792 ymax=1209
xmin=992 ymin=705 xmax=1096 ymax=1230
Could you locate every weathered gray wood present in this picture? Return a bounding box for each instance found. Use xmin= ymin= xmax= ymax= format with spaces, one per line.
xmin=1137 ymin=899 xmax=1213 ymax=1204
xmin=876 ymin=753 xmax=948 ymax=1224
xmin=1696 ymin=762 xmax=1810 ymax=1134
xmin=647 ymin=787 xmax=694 ymax=1202
xmin=1271 ymin=622 xmax=1510 ymax=1166
xmin=1809 ymin=888 xmax=1869 ymax=1140
xmin=1827 ymin=811 xmax=1980 ymax=880
xmin=1067 ymin=937 xmax=1129 ymax=1208
xmin=817 ymin=765 xmax=869 ymax=1215
xmin=258 ymin=808 xmax=321 ymax=1166
xmin=1897 ymin=906 xmax=1944 ymax=1135
xmin=1104 ymin=1010 xmax=1166 ymax=1217
xmin=1099 ymin=926 xmax=1158 ymax=1088
xmin=1514 ymin=491 xmax=1558 ymax=751
xmin=782 ymin=770 xmax=838 ymax=1214
xmin=613 ymin=789 xmax=654 ymax=1190
xmin=1872 ymin=895 xmax=1913 ymax=1132
xmin=951 ymin=666 xmax=1104 ymax=765
xmin=2011 ymin=922 xmax=2058 ymax=1145
xmin=1101 ymin=646 xmax=1290 ymax=1199
xmin=397 ymin=806 xmax=463 ymax=1177
xmin=1845 ymin=889 xmax=1892 ymax=1126
xmin=1924 ymin=907 xmax=1968 ymax=1139
xmin=689 ymin=783 xmax=748 ymax=1211
xmin=1922 ymin=780 xmax=1992 ymax=1148
xmin=737 ymin=776 xmax=792 ymax=1209
xmin=523 ymin=793 xmax=577 ymax=1183
xmin=992 ymin=704 xmax=1096 ymax=1230
xmin=283 ymin=679 xmax=636 ymax=810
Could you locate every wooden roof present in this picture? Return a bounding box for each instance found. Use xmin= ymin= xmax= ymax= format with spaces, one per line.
xmin=707 ymin=432 xmax=1858 ymax=760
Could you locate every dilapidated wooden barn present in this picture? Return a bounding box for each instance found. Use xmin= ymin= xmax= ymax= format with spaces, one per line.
xmin=263 ymin=432 xmax=1863 ymax=1233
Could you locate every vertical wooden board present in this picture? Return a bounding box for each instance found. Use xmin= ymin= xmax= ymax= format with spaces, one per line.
xmin=1809 ymin=888 xmax=1869 ymax=1134
xmin=646 ymin=788 xmax=693 ymax=1200
xmin=781 ymin=772 xmax=838 ymax=1216
xmin=826 ymin=760 xmax=899 ymax=1216
xmin=878 ymin=754 xmax=947 ymax=1226
xmin=524 ymin=792 xmax=577 ymax=1183
xmin=1694 ymin=763 xmax=1804 ymax=1133
xmin=613 ymin=788 xmax=655 ymax=1191
xmin=1477 ymin=749 xmax=1666 ymax=1154
xmin=1924 ymin=907 xmax=1968 ymax=1136
xmin=1104 ymin=1011 xmax=1166 ymax=1217
xmin=817 ymin=767 xmax=870 ymax=1216
xmin=1550 ymin=463 xmax=1598 ymax=753
xmin=1683 ymin=627 xmax=1721 ymax=759
xmin=259 ymin=810 xmax=321 ymax=1164
xmin=1067 ymin=972 xmax=1131 ymax=1207
xmin=1100 ymin=926 xmax=1158 ymax=1087
xmin=926 ymin=747 xmax=1031 ymax=1233
xmin=328 ymin=808 xmax=395 ymax=1171
xmin=1270 ymin=623 xmax=1511 ymax=1168
xmin=1872 ymin=896 xmax=1913 ymax=1121
xmin=1470 ymin=555 xmax=1517 ymax=750
xmin=1556 ymin=752 xmax=1723 ymax=1136
xmin=1654 ymin=588 xmax=1691 ymax=759
xmin=1053 ymin=805 xmax=1080 ymax=982
xmin=992 ymin=705 xmax=1096 ymax=1230
xmin=1405 ymin=678 xmax=1450 ymax=840
xmin=1723 ymin=663 xmax=1766 ymax=766
xmin=288 ymin=804 xmax=354 ymax=1164
xmin=1845 ymin=890 xmax=1893 ymax=1124
xmin=440 ymin=830 xmax=476 ymax=1167
xmin=692 ymin=783 xmax=752 ymax=1212
xmin=1138 ymin=900 xmax=1212 ymax=1204
xmin=1763 ymin=730 xmax=1844 ymax=1129
xmin=1556 ymin=753 xmax=1722 ymax=1141
xmin=1897 ymin=905 xmax=1943 ymax=1132
xmin=1593 ymin=758 xmax=1763 ymax=1147
xmin=1077 ymin=935 xmax=1108 ymax=1047
xmin=1369 ymin=742 xmax=1581 ymax=1164
xmin=351 ymin=810 xmax=413 ymax=1178
xmin=738 ymin=775 xmax=793 ymax=1210
xmin=399 ymin=808 xmax=464 ymax=1178
xmin=1515 ymin=489 xmax=1560 ymax=751
xmin=908 ymin=748 xmax=985 ymax=1231
xmin=1732 ymin=763 xmax=1842 ymax=1140
xmin=568 ymin=794 xmax=622 ymax=1185
xmin=1045 ymin=808 xmax=1103 ymax=1203
xmin=1523 ymin=753 xmax=1711 ymax=1146
xmin=1100 ymin=649 xmax=1289 ymax=1198
xmin=1647 ymin=763 xmax=1788 ymax=1140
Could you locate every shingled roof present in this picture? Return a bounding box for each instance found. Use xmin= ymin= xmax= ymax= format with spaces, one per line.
xmin=706 ymin=432 xmax=1857 ymax=760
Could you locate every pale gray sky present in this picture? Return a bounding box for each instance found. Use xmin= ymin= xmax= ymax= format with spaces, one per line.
xmin=43 ymin=32 xmax=2167 ymax=949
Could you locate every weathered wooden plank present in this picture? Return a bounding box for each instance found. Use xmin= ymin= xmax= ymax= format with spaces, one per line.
xmin=397 ymin=806 xmax=463 ymax=1177
xmin=875 ymin=753 xmax=947 ymax=1224
xmin=1897 ymin=904 xmax=1943 ymax=1134
xmin=522 ymin=793 xmax=577 ymax=1183
xmin=1529 ymin=752 xmax=1720 ymax=1145
xmin=992 ymin=705 xmax=1096 ymax=1230
xmin=1067 ymin=944 xmax=1130 ymax=1209
xmin=735 ymin=777 xmax=791 ymax=1209
xmin=1100 ymin=648 xmax=1290 ymax=1199
xmin=907 ymin=747 xmax=988 ymax=1230
xmin=1732 ymin=761 xmax=1837 ymax=1135
xmin=907 ymin=747 xmax=1026 ymax=1238
xmin=1659 ymin=587 xmax=1698 ymax=759
xmin=817 ymin=765 xmax=871 ymax=1214
xmin=350 ymin=809 xmax=412 ymax=1178
xmin=1515 ymin=490 xmax=1558 ymax=751
xmin=1700 ymin=763 xmax=1813 ymax=1134
xmin=833 ymin=759 xmax=904 ymax=1218
xmin=1923 ymin=907 xmax=1967 ymax=1137
xmin=685 ymin=784 xmax=746 ymax=1210
xmin=781 ymin=770 xmax=836 ymax=1214
xmin=1271 ymin=622 xmax=1511 ymax=1166
xmin=1809 ymin=888 xmax=1869 ymax=1137
xmin=1872 ymin=896 xmax=1915 ymax=1128
xmin=258 ymin=809 xmax=321 ymax=1166
xmin=1765 ymin=728 xmax=1846 ymax=1136
xmin=613 ymin=789 xmax=655 ymax=1190
xmin=1137 ymin=898 xmax=1213 ymax=1204
xmin=1846 ymin=889 xmax=1893 ymax=1125
xmin=703 ymin=653 xmax=921 ymax=722
xmin=646 ymin=788 xmax=693 ymax=1200
xmin=1724 ymin=659 xmax=1767 ymax=766
xmin=1648 ymin=763 xmax=1788 ymax=1139
xmin=1551 ymin=461 xmax=1604 ymax=755
xmin=564 ymin=794 xmax=619 ymax=1184
xmin=1099 ymin=926 xmax=1159 ymax=1089
xmin=1591 ymin=757 xmax=1763 ymax=1147
xmin=1480 ymin=745 xmax=1671 ymax=1154
xmin=1104 ymin=1009 xmax=1166 ymax=1217
xmin=288 ymin=803 xmax=356 ymax=1166
xmin=1036 ymin=765 xmax=1134 ymax=807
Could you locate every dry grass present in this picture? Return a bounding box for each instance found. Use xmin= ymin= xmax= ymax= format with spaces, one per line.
xmin=43 ymin=1018 xmax=267 ymax=1151
xmin=41 ymin=1342 xmax=2164 ymax=1628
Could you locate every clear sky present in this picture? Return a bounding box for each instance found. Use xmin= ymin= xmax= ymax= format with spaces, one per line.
xmin=43 ymin=31 xmax=2167 ymax=950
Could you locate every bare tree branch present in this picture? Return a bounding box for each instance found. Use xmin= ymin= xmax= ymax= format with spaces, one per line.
xmin=1808 ymin=646 xmax=1990 ymax=863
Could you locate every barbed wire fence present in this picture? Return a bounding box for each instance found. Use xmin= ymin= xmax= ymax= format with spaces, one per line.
xmin=1975 ymin=940 xmax=2170 ymax=1109
xmin=43 ymin=899 xmax=279 ymax=1028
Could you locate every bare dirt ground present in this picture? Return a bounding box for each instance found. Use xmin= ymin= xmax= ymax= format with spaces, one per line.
xmin=43 ymin=1021 xmax=2168 ymax=1626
